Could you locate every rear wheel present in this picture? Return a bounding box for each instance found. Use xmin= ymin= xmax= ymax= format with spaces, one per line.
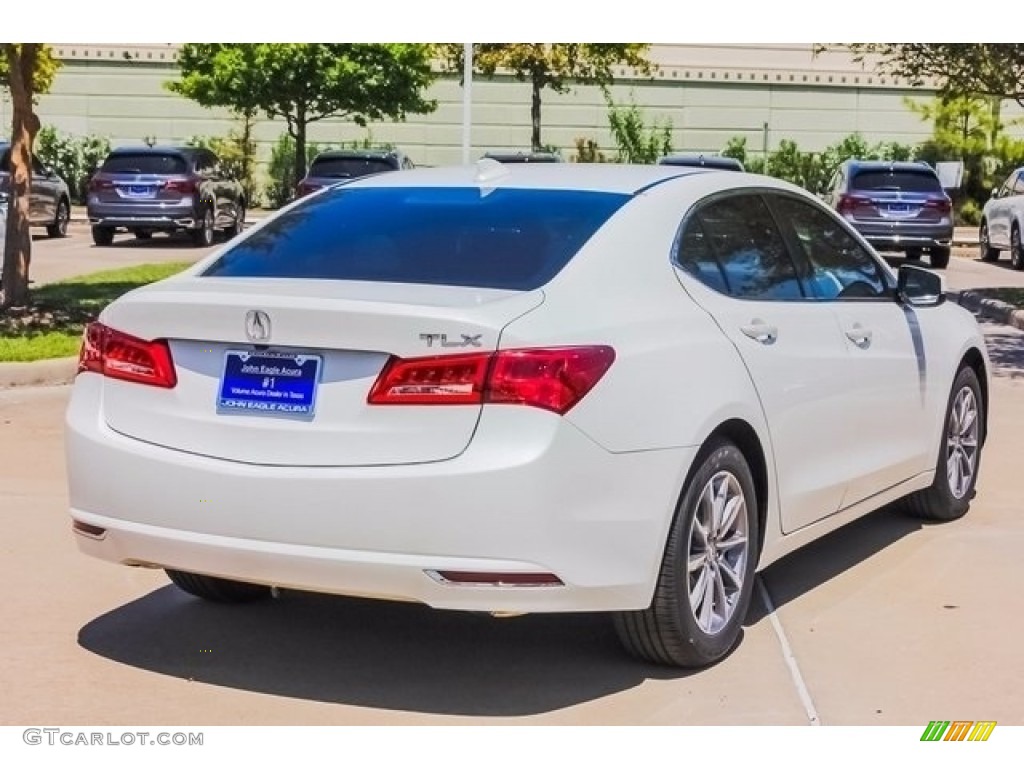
xmin=191 ymin=206 xmax=215 ymax=247
xmin=91 ymin=225 xmax=114 ymax=246
xmin=1011 ymin=225 xmax=1024 ymax=270
xmin=903 ymin=366 xmax=983 ymax=521
xmin=614 ymin=440 xmax=759 ymax=667
xmin=165 ymin=569 xmax=271 ymax=603
xmin=224 ymin=203 xmax=245 ymax=238
xmin=930 ymin=246 xmax=951 ymax=269
xmin=47 ymin=198 xmax=69 ymax=238
xmin=979 ymin=221 xmax=999 ymax=261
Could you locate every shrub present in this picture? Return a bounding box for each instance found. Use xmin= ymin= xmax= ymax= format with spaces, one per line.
xmin=572 ymin=137 xmax=607 ymax=163
xmin=35 ymin=127 xmax=111 ymax=205
xmin=266 ymin=134 xmax=321 ymax=209
xmin=606 ymin=92 xmax=672 ymax=164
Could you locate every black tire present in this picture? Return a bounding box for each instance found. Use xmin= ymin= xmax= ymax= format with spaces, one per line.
xmin=165 ymin=569 xmax=271 ymax=603
xmin=979 ymin=221 xmax=999 ymax=261
xmin=91 ymin=225 xmax=114 ymax=246
xmin=47 ymin=198 xmax=70 ymax=238
xmin=903 ymin=366 xmax=984 ymax=522
xmin=614 ymin=439 xmax=759 ymax=667
xmin=1011 ymin=225 xmax=1024 ymax=271
xmin=132 ymin=229 xmax=153 ymax=241
xmin=930 ymin=246 xmax=951 ymax=270
xmin=191 ymin=206 xmax=215 ymax=247
xmin=224 ymin=203 xmax=245 ymax=239
xmin=905 ymin=247 xmax=923 ymax=261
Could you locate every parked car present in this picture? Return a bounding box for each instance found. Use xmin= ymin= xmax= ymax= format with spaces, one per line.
xmin=980 ymin=167 xmax=1024 ymax=269
xmin=86 ymin=146 xmax=246 ymax=247
xmin=824 ymin=159 xmax=953 ymax=268
xmin=0 ymin=142 xmax=71 ymax=238
xmin=296 ymin=148 xmax=414 ymax=198
xmin=67 ymin=163 xmax=989 ymax=668
xmin=482 ymin=151 xmax=562 ymax=163
xmin=659 ymin=153 xmax=744 ymax=171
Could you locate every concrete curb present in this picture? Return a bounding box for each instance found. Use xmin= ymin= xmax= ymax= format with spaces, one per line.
xmin=956 ymin=290 xmax=1024 ymax=332
xmin=0 ymin=356 xmax=78 ymax=389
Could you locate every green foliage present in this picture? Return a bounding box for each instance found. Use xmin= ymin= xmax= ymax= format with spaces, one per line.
xmin=266 ymin=134 xmax=321 ymax=209
xmin=719 ymin=136 xmax=765 ymax=173
xmin=168 ymin=44 xmax=437 ymax=180
xmin=572 ymin=137 xmax=607 ymax=163
xmin=35 ymin=126 xmax=111 ymax=204
xmin=0 ymin=44 xmax=61 ymax=98
xmin=958 ymin=199 xmax=982 ymax=226
xmin=606 ymin=92 xmax=673 ymax=164
xmin=436 ymin=44 xmax=654 ymax=150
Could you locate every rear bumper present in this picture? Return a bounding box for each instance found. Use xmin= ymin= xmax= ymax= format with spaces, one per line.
xmin=87 ymin=197 xmax=198 ymax=230
xmin=846 ymin=219 xmax=953 ymax=251
xmin=66 ymin=375 xmax=694 ymax=613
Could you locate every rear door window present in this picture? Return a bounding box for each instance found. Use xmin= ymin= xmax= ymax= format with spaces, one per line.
xmin=101 ymin=153 xmax=188 ymax=175
xmin=204 ymin=186 xmax=629 ymax=290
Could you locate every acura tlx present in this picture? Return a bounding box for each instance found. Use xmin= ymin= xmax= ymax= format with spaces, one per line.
xmin=66 ymin=160 xmax=989 ymax=667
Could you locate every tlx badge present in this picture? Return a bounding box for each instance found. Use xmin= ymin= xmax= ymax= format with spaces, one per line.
xmin=419 ymin=333 xmax=483 ymax=348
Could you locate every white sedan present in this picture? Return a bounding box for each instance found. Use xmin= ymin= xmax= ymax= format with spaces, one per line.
xmin=66 ymin=161 xmax=989 ymax=667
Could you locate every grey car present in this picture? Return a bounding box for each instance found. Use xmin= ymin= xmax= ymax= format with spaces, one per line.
xmin=980 ymin=166 xmax=1024 ymax=270
xmin=0 ymin=142 xmax=72 ymax=238
xmin=824 ymin=160 xmax=953 ymax=269
xmin=296 ymin=149 xmax=413 ymax=198
xmin=87 ymin=146 xmax=246 ymax=247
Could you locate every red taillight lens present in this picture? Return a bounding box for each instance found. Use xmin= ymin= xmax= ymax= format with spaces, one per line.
xmin=78 ymin=322 xmax=177 ymax=388
xmin=296 ymin=181 xmax=319 ymax=198
xmin=88 ymin=175 xmax=113 ymax=192
xmin=165 ymin=178 xmax=197 ymax=194
xmin=368 ymin=346 xmax=615 ymax=415
xmin=837 ymin=193 xmax=871 ymax=214
xmin=925 ymin=197 xmax=952 ymax=213
xmin=367 ymin=352 xmax=491 ymax=405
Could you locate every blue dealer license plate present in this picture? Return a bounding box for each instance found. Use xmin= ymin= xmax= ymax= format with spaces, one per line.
xmin=218 ymin=351 xmax=322 ymax=418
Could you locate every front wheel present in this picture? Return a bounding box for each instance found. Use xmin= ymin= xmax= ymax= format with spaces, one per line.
xmin=903 ymin=366 xmax=984 ymax=521
xmin=165 ymin=569 xmax=271 ymax=603
xmin=224 ymin=203 xmax=245 ymax=239
xmin=979 ymin=222 xmax=999 ymax=261
xmin=614 ymin=440 xmax=759 ymax=667
xmin=47 ymin=198 xmax=70 ymax=238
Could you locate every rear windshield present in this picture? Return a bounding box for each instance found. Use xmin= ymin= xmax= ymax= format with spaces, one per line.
xmin=851 ymin=169 xmax=942 ymax=193
xmin=203 ymin=187 xmax=629 ymax=290
xmin=309 ymin=157 xmax=398 ymax=179
xmin=101 ymin=153 xmax=188 ymax=175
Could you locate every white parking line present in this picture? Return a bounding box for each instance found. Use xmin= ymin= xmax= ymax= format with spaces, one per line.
xmin=757 ymin=577 xmax=821 ymax=726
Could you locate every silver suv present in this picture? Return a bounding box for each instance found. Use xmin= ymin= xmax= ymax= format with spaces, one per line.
xmin=0 ymin=142 xmax=72 ymax=238
xmin=980 ymin=167 xmax=1024 ymax=270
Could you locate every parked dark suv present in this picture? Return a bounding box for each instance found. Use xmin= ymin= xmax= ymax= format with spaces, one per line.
xmin=296 ymin=149 xmax=413 ymax=198
xmin=659 ymin=153 xmax=744 ymax=171
xmin=87 ymin=146 xmax=246 ymax=247
xmin=0 ymin=141 xmax=72 ymax=238
xmin=824 ymin=160 xmax=953 ymax=268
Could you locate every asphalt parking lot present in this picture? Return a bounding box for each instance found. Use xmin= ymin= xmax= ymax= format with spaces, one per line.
xmin=2 ymin=226 xmax=1023 ymax=725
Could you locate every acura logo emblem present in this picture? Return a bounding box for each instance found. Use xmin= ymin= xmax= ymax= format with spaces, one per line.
xmin=245 ymin=310 xmax=271 ymax=342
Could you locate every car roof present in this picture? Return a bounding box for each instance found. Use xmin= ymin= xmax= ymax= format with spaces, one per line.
xmin=482 ymin=151 xmax=562 ymax=163
xmin=659 ymin=154 xmax=744 ymax=171
xmin=106 ymin=145 xmax=197 ymax=157
xmin=845 ymin=159 xmax=938 ymax=174
xmin=344 ymin=160 xmax=758 ymax=195
xmin=313 ymin=148 xmax=401 ymax=160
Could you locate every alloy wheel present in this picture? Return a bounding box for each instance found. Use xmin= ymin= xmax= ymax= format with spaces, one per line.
xmin=687 ymin=470 xmax=749 ymax=635
xmin=946 ymin=386 xmax=979 ymax=500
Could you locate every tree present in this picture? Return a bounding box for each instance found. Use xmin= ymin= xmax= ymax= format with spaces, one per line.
xmin=606 ymin=91 xmax=672 ymax=163
xmin=834 ymin=44 xmax=1024 ymax=106
xmin=168 ymin=44 xmax=437 ymax=182
xmin=1 ymin=44 xmax=60 ymax=309
xmin=436 ymin=44 xmax=653 ymax=151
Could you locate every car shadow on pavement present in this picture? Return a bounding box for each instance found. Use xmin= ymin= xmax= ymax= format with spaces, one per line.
xmin=78 ymin=586 xmax=698 ymax=716
xmin=98 ymin=233 xmax=223 ymax=249
xmin=980 ymin=320 xmax=1024 ymax=380
xmin=745 ymin=506 xmax=923 ymax=625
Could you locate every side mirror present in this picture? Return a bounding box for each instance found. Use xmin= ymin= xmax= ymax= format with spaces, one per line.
xmin=897 ymin=265 xmax=946 ymax=308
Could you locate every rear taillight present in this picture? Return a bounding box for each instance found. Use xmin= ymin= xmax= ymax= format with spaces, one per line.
xmin=88 ymin=176 xmax=113 ymax=192
xmin=78 ymin=322 xmax=177 ymax=389
xmin=837 ymin=193 xmax=871 ymax=214
xmin=368 ymin=346 xmax=615 ymax=415
xmin=925 ymin=198 xmax=952 ymax=213
xmin=164 ymin=179 xmax=197 ymax=194
xmin=295 ymin=181 xmax=319 ymax=198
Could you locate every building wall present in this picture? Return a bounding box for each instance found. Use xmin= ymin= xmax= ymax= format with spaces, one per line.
xmin=4 ymin=43 xmax=1022 ymax=170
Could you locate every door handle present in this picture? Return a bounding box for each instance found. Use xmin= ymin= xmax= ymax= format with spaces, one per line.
xmin=845 ymin=324 xmax=873 ymax=348
xmin=740 ymin=320 xmax=778 ymax=345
